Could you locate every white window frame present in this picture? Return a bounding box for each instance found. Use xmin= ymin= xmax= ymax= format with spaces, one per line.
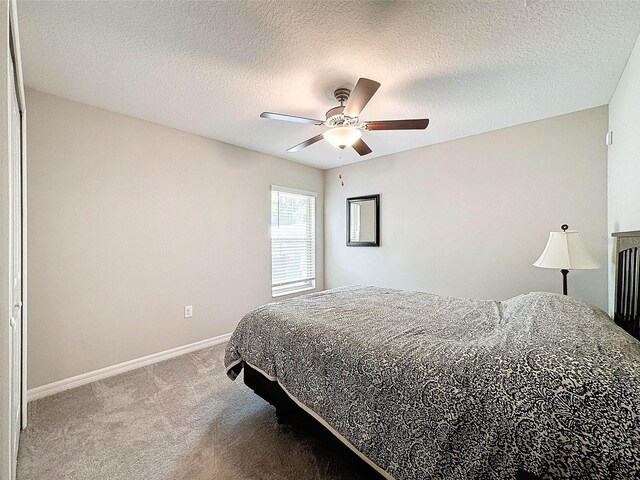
xmin=271 ymin=185 xmax=317 ymax=298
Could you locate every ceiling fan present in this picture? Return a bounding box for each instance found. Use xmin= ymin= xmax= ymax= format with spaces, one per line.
xmin=260 ymin=78 xmax=429 ymax=156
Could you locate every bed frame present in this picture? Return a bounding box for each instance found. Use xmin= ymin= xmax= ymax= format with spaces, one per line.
xmin=612 ymin=230 xmax=640 ymax=340
xmin=243 ymin=364 xmax=387 ymax=478
xmin=243 ymin=363 xmax=542 ymax=480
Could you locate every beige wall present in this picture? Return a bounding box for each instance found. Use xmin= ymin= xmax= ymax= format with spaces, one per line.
xmin=324 ymin=106 xmax=609 ymax=310
xmin=608 ymin=34 xmax=640 ymax=313
xmin=26 ymin=89 xmax=323 ymax=388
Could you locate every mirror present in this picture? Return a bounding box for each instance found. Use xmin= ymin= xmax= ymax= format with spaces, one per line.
xmin=347 ymin=195 xmax=379 ymax=246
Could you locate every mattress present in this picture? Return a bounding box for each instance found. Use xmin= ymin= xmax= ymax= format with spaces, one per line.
xmin=225 ymin=286 xmax=640 ymax=480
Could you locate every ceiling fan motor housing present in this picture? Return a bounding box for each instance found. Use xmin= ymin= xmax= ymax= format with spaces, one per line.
xmin=325 ymin=106 xmax=359 ymax=127
xmin=324 ymin=87 xmax=359 ymax=127
xmin=325 ymin=105 xmax=345 ymax=122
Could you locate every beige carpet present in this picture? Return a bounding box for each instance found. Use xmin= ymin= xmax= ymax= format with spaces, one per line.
xmin=18 ymin=343 xmax=379 ymax=480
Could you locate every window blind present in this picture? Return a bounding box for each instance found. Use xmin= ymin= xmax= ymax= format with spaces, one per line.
xmin=271 ymin=186 xmax=316 ymax=297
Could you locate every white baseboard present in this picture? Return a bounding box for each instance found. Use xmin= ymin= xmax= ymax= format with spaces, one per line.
xmin=27 ymin=332 xmax=233 ymax=402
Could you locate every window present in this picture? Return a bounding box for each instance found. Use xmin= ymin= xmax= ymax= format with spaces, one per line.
xmin=271 ymin=186 xmax=316 ymax=297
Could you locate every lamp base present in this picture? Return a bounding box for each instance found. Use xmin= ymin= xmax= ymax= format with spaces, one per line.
xmin=561 ymin=269 xmax=569 ymax=295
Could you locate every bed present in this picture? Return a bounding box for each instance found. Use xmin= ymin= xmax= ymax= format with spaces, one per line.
xmin=225 ymin=268 xmax=640 ymax=479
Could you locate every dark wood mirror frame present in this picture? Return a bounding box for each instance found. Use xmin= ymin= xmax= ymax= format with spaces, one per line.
xmin=346 ymin=194 xmax=380 ymax=247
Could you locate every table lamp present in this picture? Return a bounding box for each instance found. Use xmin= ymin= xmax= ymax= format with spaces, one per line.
xmin=533 ymin=224 xmax=600 ymax=295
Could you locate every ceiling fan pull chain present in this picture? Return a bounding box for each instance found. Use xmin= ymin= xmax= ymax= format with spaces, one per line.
xmin=338 ymin=153 xmax=344 ymax=187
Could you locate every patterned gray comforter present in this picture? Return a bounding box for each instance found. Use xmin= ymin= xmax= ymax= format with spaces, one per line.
xmin=224 ymin=286 xmax=640 ymax=480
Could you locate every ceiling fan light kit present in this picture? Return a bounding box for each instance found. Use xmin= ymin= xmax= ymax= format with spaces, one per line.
xmin=260 ymin=77 xmax=430 ymax=157
xmin=323 ymin=126 xmax=362 ymax=149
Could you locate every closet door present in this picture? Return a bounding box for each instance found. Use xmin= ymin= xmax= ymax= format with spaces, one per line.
xmin=8 ymin=50 xmax=22 ymax=478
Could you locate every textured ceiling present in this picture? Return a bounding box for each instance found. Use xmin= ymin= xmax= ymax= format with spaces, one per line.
xmin=17 ymin=1 xmax=640 ymax=169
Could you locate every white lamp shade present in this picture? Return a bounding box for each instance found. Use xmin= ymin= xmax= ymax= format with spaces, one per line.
xmin=533 ymin=230 xmax=600 ymax=270
xmin=323 ymin=127 xmax=362 ymax=149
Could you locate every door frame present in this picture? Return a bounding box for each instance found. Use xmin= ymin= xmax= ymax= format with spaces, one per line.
xmin=1 ymin=0 xmax=27 ymax=478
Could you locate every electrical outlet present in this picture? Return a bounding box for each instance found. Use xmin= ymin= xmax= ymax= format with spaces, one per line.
xmin=184 ymin=305 xmax=193 ymax=318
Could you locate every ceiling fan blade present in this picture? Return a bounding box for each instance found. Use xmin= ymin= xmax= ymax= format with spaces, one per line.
xmin=343 ymin=78 xmax=381 ymax=117
xmin=352 ymin=138 xmax=372 ymax=156
xmin=286 ymin=134 xmax=324 ymax=153
xmin=260 ymin=112 xmax=324 ymax=125
xmin=364 ymin=119 xmax=429 ymax=131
